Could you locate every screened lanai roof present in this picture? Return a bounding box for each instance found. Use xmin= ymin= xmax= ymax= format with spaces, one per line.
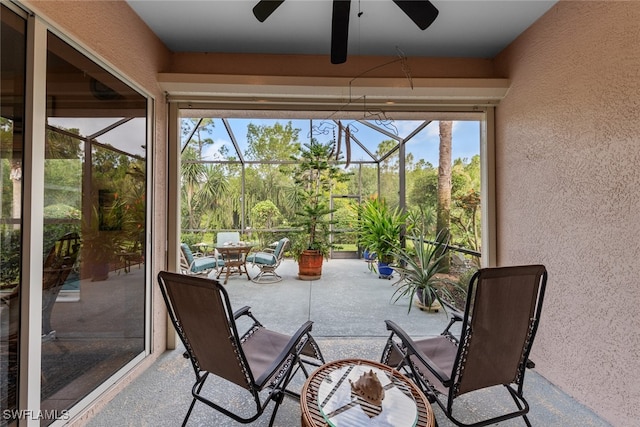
xmin=180 ymin=113 xmax=483 ymax=167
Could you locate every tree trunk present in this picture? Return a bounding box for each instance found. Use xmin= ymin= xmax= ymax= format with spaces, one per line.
xmin=437 ymin=121 xmax=452 ymax=271
xmin=10 ymin=160 xmax=22 ymax=226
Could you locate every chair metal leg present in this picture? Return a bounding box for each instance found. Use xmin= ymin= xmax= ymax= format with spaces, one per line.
xmin=267 ymin=391 xmax=285 ymax=427
xmin=250 ymin=268 xmax=282 ymax=283
xmin=182 ymin=397 xmax=197 ymax=427
xmin=183 ymin=373 xmax=208 ymax=426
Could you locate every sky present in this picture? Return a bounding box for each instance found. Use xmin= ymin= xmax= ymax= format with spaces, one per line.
xmin=48 ymin=117 xmax=147 ymax=158
xmin=190 ymin=118 xmax=480 ymax=166
xmin=49 ymin=115 xmax=480 ymax=167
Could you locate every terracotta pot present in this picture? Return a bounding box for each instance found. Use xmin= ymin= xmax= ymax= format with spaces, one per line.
xmin=298 ymin=249 xmax=323 ymax=280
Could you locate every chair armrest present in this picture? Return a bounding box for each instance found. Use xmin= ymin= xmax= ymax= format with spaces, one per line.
xmin=254 ymin=320 xmax=315 ymax=386
xmin=440 ymin=300 xmax=464 ymax=342
xmin=441 ymin=300 xmax=464 ymax=321
xmin=234 ymin=306 xmax=264 ymax=330
xmin=233 ymin=305 xmax=252 ymax=320
xmin=385 ymin=320 xmax=452 ymax=386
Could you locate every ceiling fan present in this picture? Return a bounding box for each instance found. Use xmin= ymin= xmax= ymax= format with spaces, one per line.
xmin=252 ymin=0 xmax=439 ymax=64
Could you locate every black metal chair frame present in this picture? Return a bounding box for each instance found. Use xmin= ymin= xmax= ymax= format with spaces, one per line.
xmin=157 ymin=271 xmax=325 ymax=426
xmin=381 ymin=265 xmax=547 ymax=427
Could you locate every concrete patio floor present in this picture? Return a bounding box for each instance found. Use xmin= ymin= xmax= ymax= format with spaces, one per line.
xmin=86 ymin=258 xmax=611 ymax=426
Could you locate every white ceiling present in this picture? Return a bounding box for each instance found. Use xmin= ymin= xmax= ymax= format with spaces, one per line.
xmin=126 ymin=0 xmax=558 ymax=59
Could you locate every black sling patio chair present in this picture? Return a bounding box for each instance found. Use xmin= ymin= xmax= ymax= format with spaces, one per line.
xmin=381 ymin=264 xmax=547 ymax=427
xmin=157 ymin=271 xmax=325 ymax=426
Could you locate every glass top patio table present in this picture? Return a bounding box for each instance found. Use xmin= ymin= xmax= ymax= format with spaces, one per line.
xmin=301 ymin=359 xmax=434 ymax=427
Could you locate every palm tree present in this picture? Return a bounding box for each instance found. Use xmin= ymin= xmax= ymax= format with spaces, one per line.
xmin=437 ymin=121 xmax=452 ymax=271
xmin=181 ymin=147 xmax=205 ymax=230
xmin=199 ymin=165 xmax=229 ymax=227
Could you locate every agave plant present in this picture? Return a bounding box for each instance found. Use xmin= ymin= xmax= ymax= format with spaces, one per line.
xmin=391 ymin=229 xmax=463 ymax=313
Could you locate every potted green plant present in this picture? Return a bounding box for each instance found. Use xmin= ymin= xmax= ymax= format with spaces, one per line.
xmin=391 ymin=229 xmax=464 ymax=312
xmin=357 ymin=197 xmax=408 ymax=279
xmin=290 ymin=138 xmax=350 ymax=280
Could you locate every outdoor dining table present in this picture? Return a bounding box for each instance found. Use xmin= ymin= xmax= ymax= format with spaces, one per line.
xmin=215 ymin=244 xmax=253 ymax=284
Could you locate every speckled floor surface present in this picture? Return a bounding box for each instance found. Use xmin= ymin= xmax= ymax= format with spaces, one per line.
xmin=86 ymin=259 xmax=611 ymax=427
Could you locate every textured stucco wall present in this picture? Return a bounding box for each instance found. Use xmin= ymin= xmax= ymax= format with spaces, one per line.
xmin=494 ymin=2 xmax=640 ymax=425
xmin=24 ymin=1 xmax=172 ymax=424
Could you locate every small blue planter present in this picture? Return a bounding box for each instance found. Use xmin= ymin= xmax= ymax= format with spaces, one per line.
xmin=377 ymin=262 xmax=394 ymax=279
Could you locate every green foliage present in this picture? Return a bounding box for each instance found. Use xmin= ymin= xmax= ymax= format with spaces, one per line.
xmin=409 ymin=168 xmax=438 ymax=208
xmin=181 ymin=147 xmax=229 ymax=231
xmin=175 ymin=117 xmax=482 ymax=262
xmin=251 ymin=200 xmax=283 ymax=246
xmin=332 ymin=203 xmax=358 ymax=246
xmin=0 ymin=227 xmax=21 ymax=285
xmin=244 ymin=122 xmax=301 ymax=224
xmin=251 ymin=200 xmax=282 ymax=228
xmin=406 ymin=205 xmax=437 ymax=237
xmin=406 ymin=154 xmax=481 ymax=252
xmin=180 ymin=232 xmax=201 ymax=248
xmin=245 ymin=121 xmax=300 ymax=161
xmin=391 ymin=229 xmax=464 ymax=313
xmin=43 ymin=204 xmax=81 ymax=258
xmin=448 ymin=156 xmax=482 ymax=251
xmin=290 ymin=139 xmax=351 ymax=260
xmin=182 ymin=118 xmax=215 ymax=159
xmin=357 ymin=197 xmax=408 ymax=263
xmin=81 ymin=205 xmax=125 ymax=264
xmin=456 ymin=266 xmax=477 ymax=293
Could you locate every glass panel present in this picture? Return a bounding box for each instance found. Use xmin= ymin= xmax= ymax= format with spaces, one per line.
xmin=330 ymin=196 xmax=359 ymax=257
xmin=379 ymin=149 xmax=400 ymax=208
xmin=245 ymin=163 xmax=291 ymax=247
xmin=405 ymin=120 xmax=481 ymax=258
xmin=1 ymin=5 xmax=26 ymax=423
xmin=42 ymin=33 xmax=146 ymax=422
xmin=178 ymin=116 xmax=481 ymax=265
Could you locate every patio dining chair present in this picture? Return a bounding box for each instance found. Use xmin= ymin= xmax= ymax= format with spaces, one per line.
xmin=216 ymin=231 xmax=240 ymax=247
xmin=381 ymin=264 xmax=547 ymax=427
xmin=246 ymin=237 xmax=290 ymax=283
xmin=42 ymin=232 xmax=80 ymax=339
xmin=1 ymin=233 xmax=81 ymax=409
xmin=157 ymin=271 xmax=325 ymax=427
xmin=179 ymin=243 xmax=222 ymax=276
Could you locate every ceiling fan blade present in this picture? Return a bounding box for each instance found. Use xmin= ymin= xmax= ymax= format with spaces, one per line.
xmin=393 ymin=0 xmax=439 ymax=30
xmin=331 ymin=0 xmax=351 ymax=64
xmin=253 ymin=0 xmax=285 ymax=22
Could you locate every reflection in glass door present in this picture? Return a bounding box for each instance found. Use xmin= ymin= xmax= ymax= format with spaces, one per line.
xmin=0 ymin=5 xmax=26 ymax=423
xmin=41 ymin=33 xmax=147 ymax=423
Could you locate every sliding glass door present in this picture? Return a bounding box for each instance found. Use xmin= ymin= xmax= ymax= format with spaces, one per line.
xmin=1 ymin=9 xmax=149 ymax=424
